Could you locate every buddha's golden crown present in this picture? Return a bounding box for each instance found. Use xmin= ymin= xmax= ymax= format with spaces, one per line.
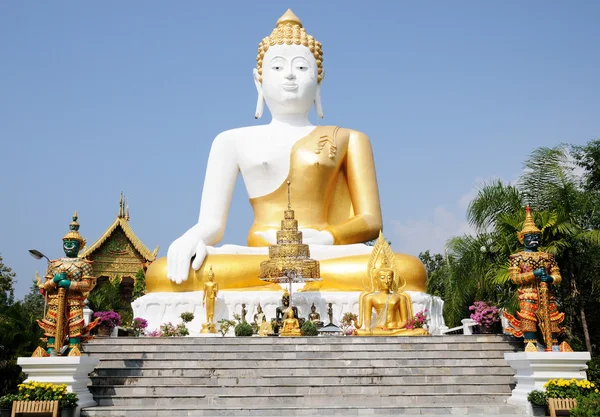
xmin=256 ymin=9 xmax=323 ymax=83
xmin=517 ymin=206 xmax=541 ymax=243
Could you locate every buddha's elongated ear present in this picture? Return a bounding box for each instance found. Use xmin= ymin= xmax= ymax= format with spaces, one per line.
xmin=253 ymin=68 xmax=264 ymax=119
xmin=315 ymin=74 xmax=324 ymax=118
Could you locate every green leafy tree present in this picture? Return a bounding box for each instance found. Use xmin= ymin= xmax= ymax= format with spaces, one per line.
xmin=0 ymin=255 xmax=16 ymax=310
xmin=446 ymin=145 xmax=600 ymax=352
xmin=21 ymin=283 xmax=45 ymax=322
xmin=419 ymin=250 xmax=449 ymax=299
xmin=131 ymin=269 xmax=146 ymax=301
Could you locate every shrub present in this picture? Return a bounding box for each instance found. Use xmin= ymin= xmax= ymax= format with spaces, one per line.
xmin=406 ymin=309 xmax=428 ymax=330
xmin=180 ymin=312 xmax=194 ymax=323
xmin=159 ymin=322 xmax=189 ymax=337
xmin=59 ymin=392 xmax=78 ymax=409
xmin=92 ymin=311 xmax=121 ymax=330
xmin=587 ymin=356 xmax=600 ymax=386
xmin=468 ymin=301 xmax=500 ymax=327
xmin=234 ymin=322 xmax=253 ymax=337
xmin=129 ymin=317 xmax=148 ymax=337
xmin=218 ymin=319 xmax=236 ymax=337
xmin=301 ymin=320 xmax=318 ymax=336
xmin=570 ymin=392 xmax=600 ymax=417
xmin=0 ymin=393 xmax=18 ymax=409
xmin=340 ymin=312 xmax=357 ymax=329
xmin=544 ymin=378 xmax=597 ymax=399
xmin=0 ymin=360 xmax=24 ymax=397
xmin=527 ymin=390 xmax=547 ymax=407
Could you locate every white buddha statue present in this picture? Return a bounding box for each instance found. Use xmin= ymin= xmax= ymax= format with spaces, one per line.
xmin=145 ymin=9 xmax=427 ymax=294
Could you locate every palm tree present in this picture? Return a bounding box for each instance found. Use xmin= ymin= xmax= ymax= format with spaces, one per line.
xmin=447 ymin=146 xmax=600 ymax=352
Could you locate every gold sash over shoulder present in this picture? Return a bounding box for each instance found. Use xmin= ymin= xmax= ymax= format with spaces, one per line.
xmin=145 ymin=126 xmax=427 ymax=293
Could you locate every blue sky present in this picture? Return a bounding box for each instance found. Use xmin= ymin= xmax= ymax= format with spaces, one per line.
xmin=1 ymin=1 xmax=599 ymax=299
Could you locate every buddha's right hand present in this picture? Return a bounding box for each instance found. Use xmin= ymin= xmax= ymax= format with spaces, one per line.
xmin=166 ymin=234 xmax=207 ymax=284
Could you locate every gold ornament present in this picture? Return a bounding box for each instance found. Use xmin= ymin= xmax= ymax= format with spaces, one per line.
xmin=517 ymin=206 xmax=541 ymax=244
xmin=256 ymin=9 xmax=323 ymax=83
xmin=62 ymin=211 xmax=86 ymax=247
xmin=259 ymin=182 xmax=320 ymax=281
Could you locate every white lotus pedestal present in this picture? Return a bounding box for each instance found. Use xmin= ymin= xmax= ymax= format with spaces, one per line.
xmin=17 ymin=356 xmax=99 ymax=414
xmin=504 ymin=351 xmax=591 ymax=414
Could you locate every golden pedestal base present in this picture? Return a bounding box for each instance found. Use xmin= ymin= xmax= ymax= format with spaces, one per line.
xmin=200 ymin=323 xmax=217 ymax=334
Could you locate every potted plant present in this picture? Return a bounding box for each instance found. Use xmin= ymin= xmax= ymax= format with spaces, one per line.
xmin=12 ymin=382 xmax=78 ymax=417
xmin=300 ymin=320 xmax=318 ymax=336
xmin=469 ymin=301 xmax=500 ymax=333
xmin=0 ymin=394 xmax=18 ymax=417
xmin=93 ymin=310 xmax=121 ymax=336
xmin=527 ymin=389 xmax=547 ymax=416
xmin=129 ymin=317 xmax=148 ymax=337
xmin=340 ymin=312 xmax=358 ymax=335
xmin=59 ymin=392 xmax=78 ymax=417
xmin=406 ymin=309 xmax=429 ymax=333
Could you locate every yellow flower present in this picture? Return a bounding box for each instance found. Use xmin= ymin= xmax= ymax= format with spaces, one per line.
xmin=595 ymin=389 xmax=599 ymax=393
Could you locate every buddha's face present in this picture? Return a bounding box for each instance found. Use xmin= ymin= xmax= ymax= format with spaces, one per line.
xmin=258 ymin=44 xmax=319 ymax=116
xmin=257 ymin=306 xmax=262 ymax=313
xmin=287 ymin=309 xmax=295 ymax=319
xmin=377 ymin=269 xmax=394 ymax=291
xmin=282 ymin=295 xmax=290 ymax=306
xmin=63 ymin=239 xmax=80 ymax=258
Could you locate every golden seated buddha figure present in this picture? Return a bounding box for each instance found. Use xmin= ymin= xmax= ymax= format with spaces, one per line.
xmin=355 ymin=234 xmax=429 ymax=336
xmin=280 ymin=309 xmax=302 ymax=337
xmin=144 ymin=10 xmax=426 ymax=294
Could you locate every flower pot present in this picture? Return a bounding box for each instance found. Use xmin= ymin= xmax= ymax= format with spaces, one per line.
xmin=531 ymin=405 xmax=546 ymax=416
xmin=97 ymin=326 xmax=112 ymax=337
xmin=479 ymin=323 xmax=498 ymax=334
xmin=61 ymin=407 xmax=76 ymax=417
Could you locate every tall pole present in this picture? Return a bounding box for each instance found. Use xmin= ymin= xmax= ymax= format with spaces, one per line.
xmin=537 ymin=281 xmax=553 ymax=352
xmin=54 ymin=286 xmax=68 ymax=353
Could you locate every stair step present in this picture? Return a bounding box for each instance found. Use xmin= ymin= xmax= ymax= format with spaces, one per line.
xmin=83 ymin=335 xmax=525 ymax=416
xmin=93 ymin=365 xmax=515 ymax=377
xmin=92 ymin=393 xmax=515 ymax=407
xmin=91 ymin=383 xmax=513 ymax=396
xmin=91 ymin=374 xmax=515 ymax=386
xmin=82 ymin=404 xmax=527 ymax=417
xmin=94 ymin=358 xmax=512 ymax=368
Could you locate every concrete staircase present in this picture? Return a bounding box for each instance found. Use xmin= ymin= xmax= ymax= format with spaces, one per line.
xmin=81 ymin=335 xmax=528 ymax=416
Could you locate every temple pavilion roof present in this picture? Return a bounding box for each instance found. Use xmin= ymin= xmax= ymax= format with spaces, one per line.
xmin=80 ymin=193 xmax=158 ymax=262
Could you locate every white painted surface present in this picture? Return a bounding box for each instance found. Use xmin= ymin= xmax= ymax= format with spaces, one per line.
xmin=504 ymin=351 xmax=591 ymax=405
xmin=17 ymin=356 xmax=100 ymax=411
xmin=132 ymin=290 xmax=446 ymax=336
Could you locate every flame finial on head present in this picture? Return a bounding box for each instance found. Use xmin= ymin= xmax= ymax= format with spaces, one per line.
xmin=517 ymin=206 xmax=542 ymax=244
xmin=63 ymin=210 xmax=86 ymax=247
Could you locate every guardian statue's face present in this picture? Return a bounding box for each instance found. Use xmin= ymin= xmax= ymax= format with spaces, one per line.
xmin=63 ymin=239 xmax=80 ymax=258
xmin=261 ymin=44 xmax=318 ymax=115
xmin=524 ymin=233 xmax=540 ymax=250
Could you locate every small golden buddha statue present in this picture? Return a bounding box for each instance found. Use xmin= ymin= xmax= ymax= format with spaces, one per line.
xmin=200 ymin=266 xmax=218 ymax=334
xmin=259 ymin=319 xmax=273 ymax=337
xmin=355 ymin=234 xmax=428 ymax=336
xmin=280 ymin=308 xmax=302 ymax=337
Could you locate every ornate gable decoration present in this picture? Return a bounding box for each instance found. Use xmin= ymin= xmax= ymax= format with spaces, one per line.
xmin=80 ymin=194 xmax=158 ymax=279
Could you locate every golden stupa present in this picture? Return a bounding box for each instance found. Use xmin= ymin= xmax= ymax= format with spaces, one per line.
xmin=259 ymin=182 xmax=320 ymax=281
